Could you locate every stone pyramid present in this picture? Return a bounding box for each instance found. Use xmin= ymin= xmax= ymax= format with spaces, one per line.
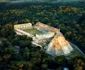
xmin=46 ymin=32 xmax=73 ymax=56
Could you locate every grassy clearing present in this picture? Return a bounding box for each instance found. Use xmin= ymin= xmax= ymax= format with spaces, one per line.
xmin=23 ymin=28 xmax=41 ymax=35
xmin=66 ymin=43 xmax=84 ymax=58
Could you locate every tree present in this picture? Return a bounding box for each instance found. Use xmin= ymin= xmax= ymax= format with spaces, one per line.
xmin=55 ymin=56 xmax=68 ymax=66
xmin=41 ymin=64 xmax=48 ymax=70
xmin=23 ymin=47 xmax=30 ymax=60
xmin=73 ymin=58 xmax=85 ymax=70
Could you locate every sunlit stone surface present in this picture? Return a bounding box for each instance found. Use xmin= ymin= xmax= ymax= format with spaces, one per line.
xmin=14 ymin=22 xmax=73 ymax=56
xmin=46 ymin=32 xmax=73 ymax=56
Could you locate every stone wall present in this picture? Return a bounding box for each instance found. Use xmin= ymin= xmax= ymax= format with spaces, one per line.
xmin=36 ymin=22 xmax=60 ymax=33
xmin=35 ymin=32 xmax=55 ymax=40
xmin=14 ymin=23 xmax=32 ymax=29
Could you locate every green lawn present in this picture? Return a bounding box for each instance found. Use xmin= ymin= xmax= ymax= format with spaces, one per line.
xmin=23 ymin=28 xmax=41 ymax=35
xmin=66 ymin=43 xmax=84 ymax=59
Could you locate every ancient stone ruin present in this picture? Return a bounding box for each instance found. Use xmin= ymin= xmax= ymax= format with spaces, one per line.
xmin=14 ymin=22 xmax=73 ymax=56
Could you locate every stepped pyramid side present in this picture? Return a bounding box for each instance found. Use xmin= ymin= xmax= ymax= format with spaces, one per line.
xmin=46 ymin=32 xmax=73 ymax=56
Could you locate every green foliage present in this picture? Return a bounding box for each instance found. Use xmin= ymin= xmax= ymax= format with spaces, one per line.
xmin=73 ymin=57 xmax=85 ymax=70
xmin=0 ymin=2 xmax=85 ymax=70
xmin=55 ymin=56 xmax=68 ymax=66
xmin=0 ymin=2 xmax=85 ymax=54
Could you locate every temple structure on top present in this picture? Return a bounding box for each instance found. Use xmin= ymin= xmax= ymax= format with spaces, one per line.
xmin=14 ymin=22 xmax=73 ymax=56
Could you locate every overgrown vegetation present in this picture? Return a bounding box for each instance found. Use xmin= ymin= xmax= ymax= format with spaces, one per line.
xmin=0 ymin=2 xmax=85 ymax=70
